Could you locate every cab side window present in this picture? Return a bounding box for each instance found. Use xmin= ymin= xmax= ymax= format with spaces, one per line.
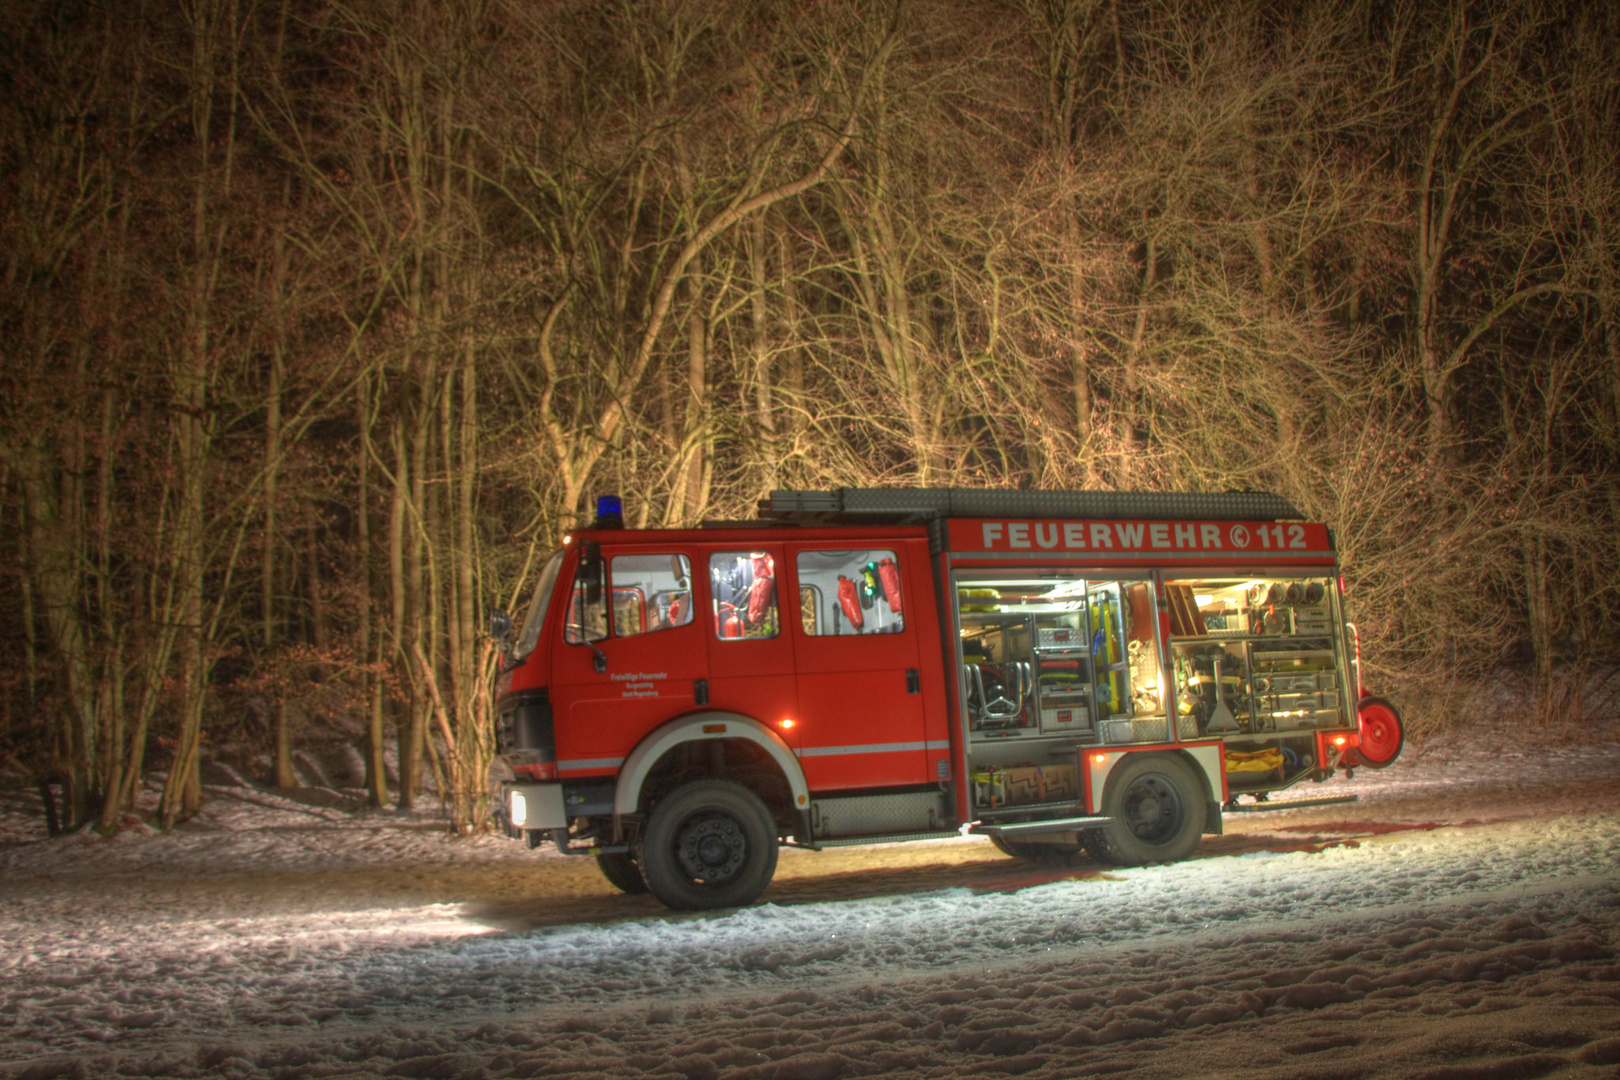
xmin=565 ymin=553 xmax=691 ymax=643
xmin=710 ymin=551 xmax=778 ymax=639
xmin=611 ymin=554 xmax=693 ymax=636
xmin=795 ymin=549 xmax=904 ymax=635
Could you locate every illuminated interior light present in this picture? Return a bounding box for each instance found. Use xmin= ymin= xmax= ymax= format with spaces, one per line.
xmin=509 ymin=790 xmax=528 ymax=828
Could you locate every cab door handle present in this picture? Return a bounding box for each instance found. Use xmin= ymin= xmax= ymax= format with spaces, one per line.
xmin=906 ymin=668 xmax=920 ymax=694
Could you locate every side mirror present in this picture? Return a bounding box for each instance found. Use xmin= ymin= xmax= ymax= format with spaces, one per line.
xmin=577 ymin=541 xmax=603 ymax=605
xmin=489 ymin=610 xmax=513 ymax=641
xmin=571 ymin=541 xmax=609 ymax=673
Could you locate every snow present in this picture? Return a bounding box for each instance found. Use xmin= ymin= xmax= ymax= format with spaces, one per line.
xmin=3 ymin=721 xmax=1620 ymax=1079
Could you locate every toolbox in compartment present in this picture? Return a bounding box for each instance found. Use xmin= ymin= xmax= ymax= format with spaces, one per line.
xmin=1261 ymin=690 xmax=1334 ymax=710
xmin=1037 ymin=627 xmax=1084 ymax=649
xmin=1291 ymin=605 xmax=1333 ymax=635
xmin=1039 ymin=700 xmax=1091 ymax=734
xmin=1256 ymin=670 xmax=1337 ymax=693
xmin=1250 ymin=647 xmax=1339 ymax=729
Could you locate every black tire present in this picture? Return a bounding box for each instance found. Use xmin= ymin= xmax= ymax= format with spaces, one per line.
xmin=1086 ymin=753 xmax=1206 ymax=866
xmin=990 ymin=834 xmax=1085 ymax=862
xmin=637 ymin=779 xmax=779 ymax=911
xmin=595 ymin=850 xmax=648 ymax=894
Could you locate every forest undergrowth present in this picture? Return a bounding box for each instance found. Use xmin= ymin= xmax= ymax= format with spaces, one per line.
xmin=2 ymin=0 xmax=1617 ymax=836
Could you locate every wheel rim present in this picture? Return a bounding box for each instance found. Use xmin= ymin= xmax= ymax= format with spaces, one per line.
xmin=1359 ymin=702 xmax=1402 ymax=764
xmin=1120 ymin=773 xmax=1185 ymax=846
xmin=674 ymin=811 xmax=747 ymax=884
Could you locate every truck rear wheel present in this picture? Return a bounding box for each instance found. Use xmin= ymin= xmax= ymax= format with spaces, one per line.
xmin=595 ymin=851 xmax=648 ymax=894
xmin=1086 ymin=754 xmax=1206 ymax=866
xmin=638 ymin=780 xmax=779 ymax=911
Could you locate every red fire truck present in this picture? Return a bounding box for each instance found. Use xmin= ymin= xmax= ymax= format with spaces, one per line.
xmin=491 ymin=489 xmax=1403 ymax=911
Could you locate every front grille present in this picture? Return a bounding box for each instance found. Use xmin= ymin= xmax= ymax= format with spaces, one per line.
xmin=496 ymin=691 xmax=554 ymax=764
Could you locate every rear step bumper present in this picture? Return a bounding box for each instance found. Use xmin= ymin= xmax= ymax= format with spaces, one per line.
xmin=1223 ymin=794 xmax=1359 ymax=813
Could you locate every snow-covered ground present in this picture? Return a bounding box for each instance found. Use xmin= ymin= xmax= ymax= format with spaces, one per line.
xmin=3 ymin=723 xmax=1620 ymax=1079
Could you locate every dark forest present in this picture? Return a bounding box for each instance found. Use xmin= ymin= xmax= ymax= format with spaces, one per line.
xmin=2 ymin=0 xmax=1616 ymax=834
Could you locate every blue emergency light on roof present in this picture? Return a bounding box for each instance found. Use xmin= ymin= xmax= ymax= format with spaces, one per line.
xmin=594 ymin=495 xmax=624 ymax=529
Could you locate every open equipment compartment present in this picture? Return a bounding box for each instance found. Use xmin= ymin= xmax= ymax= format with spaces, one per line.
xmin=1164 ymin=574 xmax=1354 ymax=791
xmin=954 ymin=571 xmax=1186 ymax=814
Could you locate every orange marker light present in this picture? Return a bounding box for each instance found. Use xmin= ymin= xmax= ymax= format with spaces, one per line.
xmin=1092 ymin=753 xmax=1108 ymax=765
xmin=1333 ymin=736 xmax=1347 ymax=746
xmin=780 ymin=718 xmax=796 ymax=730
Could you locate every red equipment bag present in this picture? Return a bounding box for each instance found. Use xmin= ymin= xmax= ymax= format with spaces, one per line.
xmin=877 ymin=558 xmax=902 ymax=614
xmin=837 ymin=575 xmax=864 ymax=630
xmin=746 ymin=574 xmax=776 ymax=626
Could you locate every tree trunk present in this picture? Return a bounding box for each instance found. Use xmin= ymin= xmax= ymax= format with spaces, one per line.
xmin=388 ymin=418 xmax=412 ymax=808
xmin=357 ymin=367 xmax=388 ymax=808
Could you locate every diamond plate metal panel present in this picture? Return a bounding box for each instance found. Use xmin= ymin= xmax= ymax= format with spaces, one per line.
xmin=809 ymin=790 xmax=950 ymax=839
xmin=769 ymin=488 xmax=1303 ymax=522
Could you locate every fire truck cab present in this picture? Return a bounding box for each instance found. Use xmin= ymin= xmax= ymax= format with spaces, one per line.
xmin=492 ymin=489 xmax=1402 ymax=911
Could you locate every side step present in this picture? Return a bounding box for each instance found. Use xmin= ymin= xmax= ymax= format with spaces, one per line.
xmin=800 ymin=830 xmax=965 ymax=850
xmin=1224 ymin=794 xmax=1359 ymax=813
xmin=977 ymin=799 xmax=1085 ymax=821
xmin=971 ymin=815 xmax=1111 ymax=837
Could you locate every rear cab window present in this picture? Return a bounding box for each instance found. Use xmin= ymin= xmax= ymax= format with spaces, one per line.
xmin=794 ymin=549 xmax=904 ymax=635
xmin=710 ymin=551 xmax=779 ymax=639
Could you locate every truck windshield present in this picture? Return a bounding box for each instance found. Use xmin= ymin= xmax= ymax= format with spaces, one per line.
xmin=513 ymin=549 xmax=566 ymax=660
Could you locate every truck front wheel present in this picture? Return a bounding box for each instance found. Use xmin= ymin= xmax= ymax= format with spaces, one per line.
xmin=1086 ymin=754 xmax=1206 ymax=866
xmin=990 ymin=835 xmax=1084 ymax=862
xmin=638 ymin=780 xmax=779 ymax=911
xmin=595 ymin=851 xmax=648 ymax=894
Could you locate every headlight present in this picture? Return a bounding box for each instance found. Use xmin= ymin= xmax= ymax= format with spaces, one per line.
xmin=509 ymin=790 xmax=528 ymax=828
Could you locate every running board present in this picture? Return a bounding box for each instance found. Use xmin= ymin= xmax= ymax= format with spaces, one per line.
xmin=977 ymin=799 xmax=1085 ymax=822
xmin=971 ymin=815 xmax=1111 ymax=837
xmin=798 ymin=830 xmax=965 ymax=850
xmin=1224 ymin=794 xmax=1359 ymax=813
